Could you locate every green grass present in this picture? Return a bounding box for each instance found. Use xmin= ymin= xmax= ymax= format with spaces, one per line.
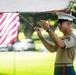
xmin=0 ymin=52 xmax=76 ymax=75
xmin=0 ymin=52 xmax=56 ymax=75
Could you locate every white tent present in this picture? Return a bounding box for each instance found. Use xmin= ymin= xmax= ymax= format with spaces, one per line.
xmin=0 ymin=0 xmax=72 ymax=13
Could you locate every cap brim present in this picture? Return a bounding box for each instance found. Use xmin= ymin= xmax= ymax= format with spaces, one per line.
xmin=56 ymin=12 xmax=75 ymax=21
xmin=57 ymin=19 xmax=72 ymax=23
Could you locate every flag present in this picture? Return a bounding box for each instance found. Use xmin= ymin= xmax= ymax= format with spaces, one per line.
xmin=0 ymin=13 xmax=20 ymax=46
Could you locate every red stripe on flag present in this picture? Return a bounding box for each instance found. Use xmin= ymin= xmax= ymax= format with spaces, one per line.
xmin=0 ymin=13 xmax=20 ymax=45
xmin=7 ymin=37 xmax=17 ymax=45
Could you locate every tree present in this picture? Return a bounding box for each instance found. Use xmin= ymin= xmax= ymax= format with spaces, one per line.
xmin=19 ymin=2 xmax=76 ymax=39
xmin=72 ymin=3 xmax=76 ymax=28
xmin=19 ymin=13 xmax=58 ymax=39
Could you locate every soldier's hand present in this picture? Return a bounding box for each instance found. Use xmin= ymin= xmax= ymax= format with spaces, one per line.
xmin=34 ymin=27 xmax=43 ymax=38
xmin=40 ymin=19 xmax=51 ymax=31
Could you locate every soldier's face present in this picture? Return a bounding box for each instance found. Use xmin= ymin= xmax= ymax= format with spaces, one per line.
xmin=58 ymin=21 xmax=68 ymax=32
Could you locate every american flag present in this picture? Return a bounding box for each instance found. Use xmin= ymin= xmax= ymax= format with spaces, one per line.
xmin=0 ymin=13 xmax=20 ymax=46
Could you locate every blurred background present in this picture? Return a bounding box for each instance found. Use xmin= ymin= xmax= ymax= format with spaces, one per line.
xmin=0 ymin=1 xmax=76 ymax=75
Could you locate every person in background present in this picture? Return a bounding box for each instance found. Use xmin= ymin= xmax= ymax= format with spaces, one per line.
xmin=34 ymin=12 xmax=76 ymax=75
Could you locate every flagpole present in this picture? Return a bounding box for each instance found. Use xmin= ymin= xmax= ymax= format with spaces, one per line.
xmin=19 ymin=14 xmax=34 ymax=27
xmin=14 ymin=51 xmax=16 ymax=75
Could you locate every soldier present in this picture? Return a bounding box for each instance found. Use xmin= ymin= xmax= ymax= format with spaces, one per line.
xmin=34 ymin=12 xmax=76 ymax=75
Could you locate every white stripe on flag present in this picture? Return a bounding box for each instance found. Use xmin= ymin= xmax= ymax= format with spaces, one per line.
xmin=0 ymin=13 xmax=20 ymax=45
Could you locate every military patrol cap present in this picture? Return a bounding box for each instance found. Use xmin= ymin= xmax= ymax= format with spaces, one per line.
xmin=56 ymin=12 xmax=75 ymax=23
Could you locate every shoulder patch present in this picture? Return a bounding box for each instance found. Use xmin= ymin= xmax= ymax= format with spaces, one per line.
xmin=66 ymin=37 xmax=70 ymax=41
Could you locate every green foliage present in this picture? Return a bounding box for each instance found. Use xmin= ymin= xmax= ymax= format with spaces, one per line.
xmin=19 ymin=23 xmax=26 ymax=32
xmin=72 ymin=3 xmax=76 ymax=12
xmin=19 ymin=13 xmax=57 ymax=30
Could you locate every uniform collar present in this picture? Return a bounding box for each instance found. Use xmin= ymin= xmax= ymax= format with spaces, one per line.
xmin=62 ymin=30 xmax=73 ymax=39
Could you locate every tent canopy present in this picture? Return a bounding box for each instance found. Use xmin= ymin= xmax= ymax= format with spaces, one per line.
xmin=0 ymin=0 xmax=72 ymax=13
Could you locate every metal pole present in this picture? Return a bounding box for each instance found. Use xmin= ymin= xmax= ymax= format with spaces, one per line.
xmin=19 ymin=14 xmax=34 ymax=27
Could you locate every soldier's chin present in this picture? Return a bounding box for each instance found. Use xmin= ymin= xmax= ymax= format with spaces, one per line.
xmin=59 ymin=29 xmax=63 ymax=32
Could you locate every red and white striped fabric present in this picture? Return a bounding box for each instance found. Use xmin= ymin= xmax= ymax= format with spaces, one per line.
xmin=0 ymin=13 xmax=20 ymax=46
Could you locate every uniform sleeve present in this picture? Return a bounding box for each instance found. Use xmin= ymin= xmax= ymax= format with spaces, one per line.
xmin=62 ymin=36 xmax=76 ymax=49
xmin=52 ymin=45 xmax=58 ymax=52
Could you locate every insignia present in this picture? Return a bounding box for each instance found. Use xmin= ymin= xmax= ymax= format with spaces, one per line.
xmin=66 ymin=37 xmax=70 ymax=41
